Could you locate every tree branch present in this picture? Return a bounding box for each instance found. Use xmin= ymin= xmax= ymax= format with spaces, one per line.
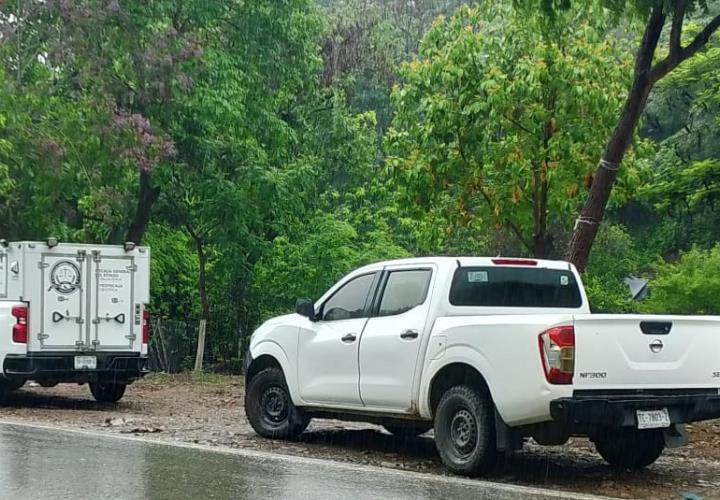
xmin=476 ymin=186 xmax=534 ymax=253
xmin=502 ymin=112 xmax=535 ymax=136
xmin=669 ymin=0 xmax=687 ymax=58
xmin=652 ymin=13 xmax=720 ymax=83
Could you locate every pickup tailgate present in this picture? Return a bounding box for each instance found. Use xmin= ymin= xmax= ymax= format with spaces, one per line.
xmin=573 ymin=315 xmax=720 ymax=389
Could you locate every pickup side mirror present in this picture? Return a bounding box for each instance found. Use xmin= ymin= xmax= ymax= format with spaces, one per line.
xmin=295 ymin=298 xmax=316 ymax=321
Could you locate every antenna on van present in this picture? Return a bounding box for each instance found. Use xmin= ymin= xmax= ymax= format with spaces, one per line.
xmin=0 ymin=239 xmax=7 ymax=248
xmin=47 ymin=237 xmax=59 ymax=248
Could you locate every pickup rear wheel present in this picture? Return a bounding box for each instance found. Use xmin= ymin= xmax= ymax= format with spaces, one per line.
xmin=594 ymin=429 xmax=665 ymax=469
xmin=434 ymin=385 xmax=496 ymax=476
xmin=89 ymin=383 xmax=126 ymax=403
xmin=245 ymin=367 xmax=309 ymax=439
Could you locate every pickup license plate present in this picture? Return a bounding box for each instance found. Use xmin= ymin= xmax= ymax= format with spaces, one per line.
xmin=636 ymin=408 xmax=671 ymax=429
xmin=74 ymin=356 xmax=97 ymax=370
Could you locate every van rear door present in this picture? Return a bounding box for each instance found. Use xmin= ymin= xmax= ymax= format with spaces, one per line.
xmin=88 ymin=250 xmax=138 ymax=351
xmin=40 ymin=252 xmax=87 ymax=350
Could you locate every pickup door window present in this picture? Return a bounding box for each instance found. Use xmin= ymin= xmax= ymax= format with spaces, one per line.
xmin=359 ymin=268 xmax=433 ymax=410
xmin=297 ymin=272 xmax=378 ymax=406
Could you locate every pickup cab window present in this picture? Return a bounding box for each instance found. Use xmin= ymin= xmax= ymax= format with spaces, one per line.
xmin=321 ymin=273 xmax=377 ymax=321
xmin=378 ymin=269 xmax=432 ymax=317
xmin=449 ymin=266 xmax=582 ymax=308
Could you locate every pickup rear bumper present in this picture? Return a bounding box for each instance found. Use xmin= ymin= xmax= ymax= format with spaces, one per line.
xmin=550 ymin=390 xmax=720 ymax=428
xmin=3 ymin=353 xmax=149 ymax=385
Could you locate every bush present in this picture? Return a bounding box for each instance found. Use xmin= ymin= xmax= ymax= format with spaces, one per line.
xmin=642 ymin=245 xmax=720 ymax=315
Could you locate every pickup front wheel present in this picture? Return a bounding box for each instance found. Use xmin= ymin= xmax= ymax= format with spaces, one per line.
xmin=245 ymin=367 xmax=309 ymax=439
xmin=594 ymin=429 xmax=665 ymax=469
xmin=434 ymin=385 xmax=496 ymax=476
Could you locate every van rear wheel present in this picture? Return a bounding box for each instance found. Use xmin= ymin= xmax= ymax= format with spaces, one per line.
xmin=434 ymin=385 xmax=496 ymax=476
xmin=89 ymin=383 xmax=127 ymax=403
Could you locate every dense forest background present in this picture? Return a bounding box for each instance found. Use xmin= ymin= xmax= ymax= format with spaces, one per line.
xmin=0 ymin=0 xmax=718 ymax=371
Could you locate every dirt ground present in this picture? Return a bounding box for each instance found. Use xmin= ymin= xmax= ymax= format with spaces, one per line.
xmin=2 ymin=374 xmax=720 ymax=500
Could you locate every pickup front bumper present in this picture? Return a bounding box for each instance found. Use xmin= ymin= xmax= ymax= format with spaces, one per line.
xmin=550 ymin=389 xmax=720 ymax=428
xmin=3 ymin=353 xmax=149 ymax=385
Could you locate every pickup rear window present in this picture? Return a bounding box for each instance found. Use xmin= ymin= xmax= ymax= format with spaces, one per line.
xmin=449 ymin=266 xmax=582 ymax=308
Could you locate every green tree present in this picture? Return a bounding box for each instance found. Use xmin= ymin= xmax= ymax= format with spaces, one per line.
xmin=386 ymin=3 xmax=643 ymax=258
xmin=519 ymin=0 xmax=720 ymax=270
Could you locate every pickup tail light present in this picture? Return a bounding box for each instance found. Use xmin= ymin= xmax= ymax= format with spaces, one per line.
xmin=12 ymin=305 xmax=28 ymax=344
xmin=539 ymin=325 xmax=574 ymax=384
xmin=142 ymin=308 xmax=150 ymax=344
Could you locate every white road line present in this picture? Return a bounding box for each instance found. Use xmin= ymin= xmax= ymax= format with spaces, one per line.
xmin=0 ymin=418 xmax=616 ymax=500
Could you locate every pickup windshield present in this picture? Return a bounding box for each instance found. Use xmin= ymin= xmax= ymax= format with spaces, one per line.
xmin=449 ymin=266 xmax=582 ymax=308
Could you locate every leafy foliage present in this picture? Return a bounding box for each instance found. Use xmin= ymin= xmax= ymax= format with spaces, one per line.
xmin=642 ymin=245 xmax=720 ymax=314
xmin=386 ymin=2 xmax=645 ymax=258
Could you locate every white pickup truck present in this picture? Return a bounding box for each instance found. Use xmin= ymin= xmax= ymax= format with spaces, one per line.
xmin=0 ymin=240 xmax=150 ymax=403
xmin=244 ymin=256 xmax=720 ymax=475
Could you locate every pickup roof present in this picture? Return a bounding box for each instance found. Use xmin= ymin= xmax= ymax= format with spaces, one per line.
xmin=244 ymin=257 xmax=720 ymax=475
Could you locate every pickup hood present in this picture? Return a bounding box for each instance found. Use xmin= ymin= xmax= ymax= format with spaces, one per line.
xmin=573 ymin=315 xmax=720 ymax=390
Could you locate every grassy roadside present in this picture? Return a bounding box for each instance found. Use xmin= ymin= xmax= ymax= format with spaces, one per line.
xmin=137 ymin=371 xmax=243 ymax=388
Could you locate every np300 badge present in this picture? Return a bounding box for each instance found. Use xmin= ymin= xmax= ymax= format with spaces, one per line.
xmin=49 ymin=260 xmax=81 ymax=294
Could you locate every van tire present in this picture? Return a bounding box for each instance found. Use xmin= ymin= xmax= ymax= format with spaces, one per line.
xmin=245 ymin=367 xmax=309 ymax=439
xmin=434 ymin=385 xmax=496 ymax=476
xmin=89 ymin=383 xmax=127 ymax=403
xmin=594 ymin=429 xmax=665 ymax=469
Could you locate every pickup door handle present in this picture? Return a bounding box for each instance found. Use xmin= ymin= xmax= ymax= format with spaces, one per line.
xmin=640 ymin=321 xmax=672 ymax=335
xmin=400 ymin=329 xmax=419 ymax=340
xmin=341 ymin=333 xmax=357 ymax=343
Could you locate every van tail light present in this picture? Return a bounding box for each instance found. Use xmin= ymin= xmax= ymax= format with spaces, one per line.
xmin=539 ymin=325 xmax=575 ymax=384
xmin=12 ymin=305 xmax=28 ymax=344
xmin=142 ymin=308 xmax=150 ymax=344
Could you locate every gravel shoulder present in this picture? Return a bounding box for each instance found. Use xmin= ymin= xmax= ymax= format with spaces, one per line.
xmin=2 ymin=374 xmax=719 ymax=500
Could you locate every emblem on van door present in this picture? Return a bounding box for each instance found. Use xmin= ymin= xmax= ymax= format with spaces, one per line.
xmin=49 ymin=260 xmax=81 ymax=294
xmin=649 ymin=339 xmax=664 ymax=354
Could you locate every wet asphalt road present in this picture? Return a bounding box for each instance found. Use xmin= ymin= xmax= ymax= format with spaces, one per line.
xmin=0 ymin=422 xmax=606 ymax=500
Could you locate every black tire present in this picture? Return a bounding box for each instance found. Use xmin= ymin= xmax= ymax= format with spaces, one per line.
xmin=245 ymin=367 xmax=309 ymax=439
xmin=434 ymin=385 xmax=496 ymax=476
xmin=383 ymin=422 xmax=433 ymax=438
xmin=89 ymin=383 xmax=127 ymax=403
xmin=594 ymin=429 xmax=665 ymax=469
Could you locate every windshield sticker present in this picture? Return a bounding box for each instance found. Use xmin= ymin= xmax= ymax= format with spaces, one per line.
xmin=467 ymin=271 xmax=488 ymax=283
xmin=560 ymin=275 xmax=569 ymax=286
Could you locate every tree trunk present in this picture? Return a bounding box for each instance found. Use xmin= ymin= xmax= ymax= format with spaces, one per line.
xmin=192 ymin=232 xmax=211 ymax=372
xmin=194 ymin=319 xmax=207 ymax=372
xmin=125 ymin=169 xmax=160 ymax=244
xmin=566 ymin=7 xmax=665 ymax=272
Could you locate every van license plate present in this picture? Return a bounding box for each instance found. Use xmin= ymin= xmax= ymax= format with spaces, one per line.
xmin=636 ymin=408 xmax=670 ymax=429
xmin=74 ymin=356 xmax=97 ymax=370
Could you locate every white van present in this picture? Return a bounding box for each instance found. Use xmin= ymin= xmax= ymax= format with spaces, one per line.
xmin=0 ymin=240 xmax=150 ymax=403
